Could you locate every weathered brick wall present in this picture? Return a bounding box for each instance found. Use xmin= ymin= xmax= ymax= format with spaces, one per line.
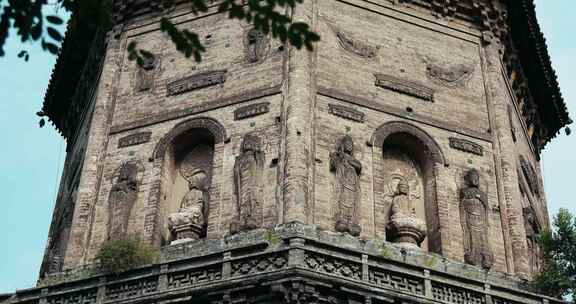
xmin=46 ymin=0 xmax=548 ymax=281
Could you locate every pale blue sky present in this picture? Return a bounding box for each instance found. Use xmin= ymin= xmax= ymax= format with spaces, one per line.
xmin=0 ymin=2 xmax=574 ymax=293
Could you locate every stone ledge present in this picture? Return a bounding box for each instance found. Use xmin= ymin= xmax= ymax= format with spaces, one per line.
xmin=15 ymin=223 xmax=563 ymax=304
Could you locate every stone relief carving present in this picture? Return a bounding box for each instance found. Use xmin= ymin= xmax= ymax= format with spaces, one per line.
xmin=108 ymin=162 xmax=140 ymax=240
xmin=449 ymin=137 xmax=484 ymax=156
xmin=244 ymin=28 xmax=269 ymax=63
xmin=328 ymin=104 xmax=365 ymax=123
xmin=523 ymin=207 xmax=542 ymax=274
xmin=167 ymin=70 xmax=227 ymax=96
xmin=507 ymin=105 xmax=517 ymax=142
xmin=519 ymin=156 xmax=541 ymax=197
xmin=381 ymin=146 xmax=427 ymax=248
xmin=41 ymin=155 xmax=82 ymax=276
xmin=303 ymin=251 xmax=362 ymax=280
xmin=336 ymin=30 xmax=377 ymax=59
xmin=135 ymin=53 xmax=157 ymax=92
xmin=234 ymin=102 xmax=270 ymax=120
xmin=374 ymin=73 xmax=434 ymax=102
xmin=44 ymin=194 xmax=75 ymax=274
xmin=426 ymin=62 xmax=474 ymax=87
xmin=231 ymin=253 xmax=287 ymax=276
xmin=168 ymin=169 xmax=209 ymax=243
xmin=386 ymin=179 xmax=427 ymax=248
xmin=231 ymin=134 xmax=265 ymax=234
xmin=118 ymin=132 xmax=152 ymax=148
xmin=460 ymin=169 xmax=493 ymax=269
xmin=329 ymin=135 xmax=362 ymax=236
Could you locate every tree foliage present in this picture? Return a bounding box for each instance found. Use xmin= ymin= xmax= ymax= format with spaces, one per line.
xmin=0 ymin=0 xmax=319 ymax=64
xmin=96 ymin=237 xmax=158 ymax=274
xmin=533 ymin=208 xmax=576 ymax=302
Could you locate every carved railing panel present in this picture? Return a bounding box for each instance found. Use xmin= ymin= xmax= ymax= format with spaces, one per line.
xmin=368 ymin=266 xmax=424 ymax=296
xmin=167 ymin=266 xmax=222 ymax=289
xmin=105 ymin=278 xmax=158 ymax=301
xmin=303 ymin=251 xmax=361 ymax=280
xmin=492 ymin=297 xmax=522 ymax=304
xmin=432 ymin=283 xmax=485 ymax=304
xmin=47 ymin=289 xmax=97 ymax=304
xmin=231 ymin=252 xmax=288 ymax=277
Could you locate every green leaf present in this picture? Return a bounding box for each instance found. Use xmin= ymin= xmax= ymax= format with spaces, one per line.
xmin=46 ymin=15 xmax=64 ymax=25
xmin=41 ymin=39 xmax=59 ymax=55
xmin=47 ymin=27 xmax=63 ymax=42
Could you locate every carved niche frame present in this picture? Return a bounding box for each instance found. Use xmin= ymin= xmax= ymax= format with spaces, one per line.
xmin=145 ymin=117 xmax=228 ymax=247
xmin=371 ymin=121 xmax=446 ymax=254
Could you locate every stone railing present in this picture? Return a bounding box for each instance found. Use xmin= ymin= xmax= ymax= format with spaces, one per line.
xmin=4 ymin=223 xmax=564 ymax=304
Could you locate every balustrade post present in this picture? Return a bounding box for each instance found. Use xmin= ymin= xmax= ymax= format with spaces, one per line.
xmin=288 ymin=238 xmax=305 ymax=267
xmin=39 ymin=288 xmax=49 ymax=304
xmin=424 ymin=270 xmax=433 ymax=300
xmin=361 ymin=254 xmax=369 ymax=282
xmin=484 ymin=284 xmax=493 ymax=304
xmin=158 ymin=264 xmax=169 ymax=291
xmin=96 ymin=277 xmax=106 ymax=304
xmin=222 ymin=252 xmax=232 ymax=279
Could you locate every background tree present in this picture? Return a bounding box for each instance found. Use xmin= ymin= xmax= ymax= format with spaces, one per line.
xmin=0 ymin=0 xmax=319 ymax=64
xmin=533 ymin=208 xmax=576 ymax=302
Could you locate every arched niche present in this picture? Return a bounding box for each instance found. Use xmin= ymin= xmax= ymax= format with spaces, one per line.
xmin=371 ymin=121 xmax=445 ymax=254
xmin=149 ymin=117 xmax=227 ymax=246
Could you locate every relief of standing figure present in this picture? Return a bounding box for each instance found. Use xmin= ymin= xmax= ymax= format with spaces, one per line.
xmin=460 ymin=169 xmax=494 ymax=269
xmin=231 ymin=134 xmax=265 ymax=234
xmin=135 ymin=53 xmax=156 ymax=92
xmin=523 ymin=207 xmax=542 ymax=274
xmin=168 ymin=169 xmax=209 ymax=243
xmin=108 ymin=163 xmax=139 ymax=240
xmin=330 ymin=135 xmax=362 ymax=236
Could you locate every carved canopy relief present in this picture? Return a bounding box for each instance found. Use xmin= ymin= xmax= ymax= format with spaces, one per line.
xmin=426 ymin=62 xmax=474 ymax=87
xmin=335 ymin=30 xmax=378 ymax=59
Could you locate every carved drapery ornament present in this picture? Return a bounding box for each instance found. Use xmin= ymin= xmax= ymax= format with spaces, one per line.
xmin=108 ymin=162 xmax=139 ymax=240
xmin=231 ymin=134 xmax=265 ymax=233
xmin=135 ymin=53 xmax=156 ymax=92
xmin=336 ymin=31 xmax=377 ymax=59
xmin=330 ymin=135 xmax=362 ymax=236
xmin=426 ymin=62 xmax=474 ymax=87
xmin=460 ymin=169 xmax=493 ymax=269
xmin=386 ymin=179 xmax=427 ymax=248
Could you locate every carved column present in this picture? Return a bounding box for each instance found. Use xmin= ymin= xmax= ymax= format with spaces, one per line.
xmin=281 ymin=0 xmax=317 ymax=224
xmin=481 ymin=34 xmax=529 ymax=277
